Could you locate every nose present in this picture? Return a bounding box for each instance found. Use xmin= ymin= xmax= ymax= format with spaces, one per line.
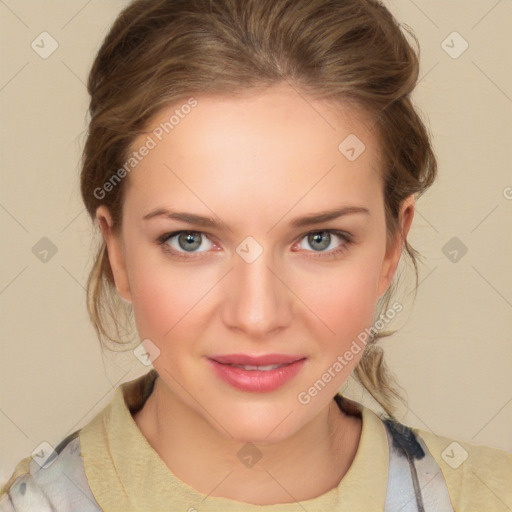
xmin=221 ymin=247 xmax=293 ymax=339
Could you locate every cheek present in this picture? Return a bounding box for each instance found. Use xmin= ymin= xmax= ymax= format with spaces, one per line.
xmin=124 ymin=245 xmax=187 ymax=339
xmin=298 ymin=254 xmax=382 ymax=342
xmin=125 ymin=245 xmax=222 ymax=347
xmin=294 ymin=261 xmax=382 ymax=396
xmin=129 ymin=272 xmax=195 ymax=341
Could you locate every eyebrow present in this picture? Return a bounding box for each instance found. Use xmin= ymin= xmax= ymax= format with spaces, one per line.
xmin=143 ymin=206 xmax=370 ymax=229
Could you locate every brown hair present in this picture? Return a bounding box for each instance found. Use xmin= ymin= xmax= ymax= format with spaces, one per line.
xmin=80 ymin=0 xmax=437 ymax=419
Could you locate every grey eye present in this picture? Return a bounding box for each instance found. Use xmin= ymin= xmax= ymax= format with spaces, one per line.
xmin=177 ymin=232 xmax=203 ymax=252
xmin=307 ymin=231 xmax=332 ymax=251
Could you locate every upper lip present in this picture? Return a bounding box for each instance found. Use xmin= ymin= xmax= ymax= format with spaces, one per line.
xmin=209 ymin=354 xmax=306 ymax=366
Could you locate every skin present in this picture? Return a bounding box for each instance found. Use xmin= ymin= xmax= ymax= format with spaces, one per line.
xmin=96 ymin=83 xmax=414 ymax=505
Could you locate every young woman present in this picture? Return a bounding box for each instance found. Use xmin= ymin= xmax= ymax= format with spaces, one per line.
xmin=1 ymin=0 xmax=510 ymax=510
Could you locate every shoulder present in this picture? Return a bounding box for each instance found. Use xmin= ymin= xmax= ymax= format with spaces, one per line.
xmin=0 ymin=431 xmax=101 ymax=512
xmin=414 ymin=426 xmax=512 ymax=511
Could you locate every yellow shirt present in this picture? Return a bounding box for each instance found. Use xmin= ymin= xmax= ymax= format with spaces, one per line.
xmin=2 ymin=369 xmax=511 ymax=511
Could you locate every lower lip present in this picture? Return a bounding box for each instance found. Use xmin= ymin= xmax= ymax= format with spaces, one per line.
xmin=207 ymin=358 xmax=306 ymax=392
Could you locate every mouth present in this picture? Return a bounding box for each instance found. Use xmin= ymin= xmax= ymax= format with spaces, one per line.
xmin=220 ymin=362 xmax=292 ymax=371
xmin=209 ymin=353 xmax=305 ymax=366
xmin=207 ymin=354 xmax=307 ymax=392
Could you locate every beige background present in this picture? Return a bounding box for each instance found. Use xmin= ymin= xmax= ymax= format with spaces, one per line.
xmin=1 ymin=0 xmax=511 ymax=486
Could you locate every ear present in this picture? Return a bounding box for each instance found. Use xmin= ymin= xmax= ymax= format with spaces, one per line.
xmin=96 ymin=205 xmax=132 ymax=303
xmin=376 ymin=195 xmax=415 ymax=299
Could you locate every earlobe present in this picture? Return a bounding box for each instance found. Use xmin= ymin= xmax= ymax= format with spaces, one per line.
xmin=95 ymin=205 xmax=132 ymax=304
xmin=377 ymin=196 xmax=415 ymax=298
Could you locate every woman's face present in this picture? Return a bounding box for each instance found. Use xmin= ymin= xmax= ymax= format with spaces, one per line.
xmin=97 ymin=83 xmax=413 ymax=442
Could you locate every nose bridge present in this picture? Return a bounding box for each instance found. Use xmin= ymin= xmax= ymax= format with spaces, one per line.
xmin=222 ymin=240 xmax=291 ymax=337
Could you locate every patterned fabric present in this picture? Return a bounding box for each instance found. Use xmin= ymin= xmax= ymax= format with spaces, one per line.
xmin=383 ymin=419 xmax=454 ymax=512
xmin=0 ymin=433 xmax=101 ymax=511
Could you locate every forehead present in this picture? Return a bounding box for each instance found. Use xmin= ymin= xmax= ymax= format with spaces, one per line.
xmin=123 ymin=84 xmax=382 ymax=222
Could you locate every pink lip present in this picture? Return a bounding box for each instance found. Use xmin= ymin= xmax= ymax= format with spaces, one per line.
xmin=210 ymin=353 xmax=305 ymax=366
xmin=207 ymin=356 xmax=306 ymax=393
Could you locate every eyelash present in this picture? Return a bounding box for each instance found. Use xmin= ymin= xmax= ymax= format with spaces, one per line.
xmin=156 ymin=230 xmax=354 ymax=261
